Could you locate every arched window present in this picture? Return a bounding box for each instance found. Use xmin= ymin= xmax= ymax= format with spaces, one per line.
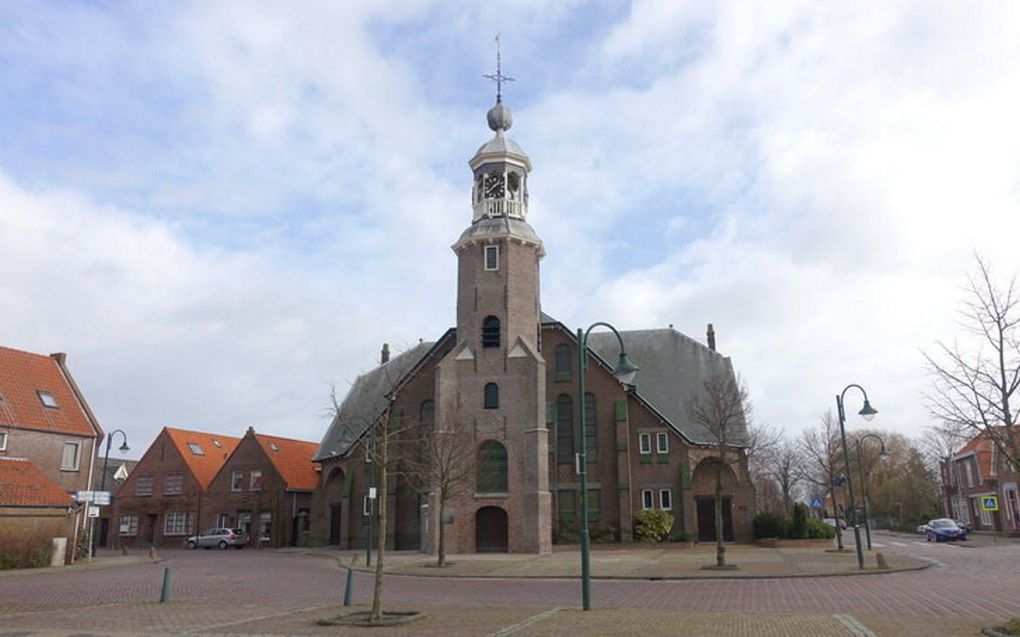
xmin=484 ymin=383 xmax=499 ymax=409
xmin=482 ymin=316 xmax=501 ymax=348
xmin=584 ymin=393 xmax=598 ymax=462
xmin=556 ymin=394 xmax=574 ymax=465
xmin=420 ymin=400 xmax=435 ymax=424
xmin=554 ymin=344 xmax=572 ymax=381
xmin=477 ymin=441 xmax=508 ymax=493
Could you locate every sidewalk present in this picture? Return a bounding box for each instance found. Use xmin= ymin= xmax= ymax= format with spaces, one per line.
xmin=294 ymin=541 xmax=930 ymax=580
xmin=0 ymin=554 xmax=151 ymax=578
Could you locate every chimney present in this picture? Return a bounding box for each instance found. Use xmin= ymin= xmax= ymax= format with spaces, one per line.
xmin=707 ymin=323 xmax=716 ymax=351
xmin=381 ymin=343 xmax=390 ymax=364
xmin=247 ymin=426 xmax=255 ymax=436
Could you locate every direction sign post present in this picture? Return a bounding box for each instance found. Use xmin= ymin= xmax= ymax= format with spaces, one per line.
xmin=810 ymin=497 xmax=823 ymax=511
xmin=981 ymin=496 xmax=999 ymax=512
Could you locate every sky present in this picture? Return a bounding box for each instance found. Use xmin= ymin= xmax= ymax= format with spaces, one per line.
xmin=2 ymin=1 xmax=1019 ymax=456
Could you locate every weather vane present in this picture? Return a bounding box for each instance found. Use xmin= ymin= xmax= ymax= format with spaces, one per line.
xmin=483 ymin=33 xmax=514 ymax=102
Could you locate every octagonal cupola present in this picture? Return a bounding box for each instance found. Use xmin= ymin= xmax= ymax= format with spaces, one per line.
xmin=469 ymin=97 xmax=532 ymax=223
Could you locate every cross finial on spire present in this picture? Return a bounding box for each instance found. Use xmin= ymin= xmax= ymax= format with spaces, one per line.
xmin=483 ymin=33 xmax=514 ymax=103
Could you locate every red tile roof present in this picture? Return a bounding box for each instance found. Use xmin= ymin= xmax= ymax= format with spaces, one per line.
xmin=954 ymin=429 xmax=1011 ymax=480
xmin=0 ymin=346 xmax=99 ymax=437
xmin=164 ymin=427 xmax=241 ymax=489
xmin=0 ymin=457 xmax=73 ymax=507
xmin=254 ymin=433 xmax=320 ymax=491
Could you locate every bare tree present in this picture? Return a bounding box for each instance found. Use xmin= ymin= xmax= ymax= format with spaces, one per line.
xmin=925 ymin=254 xmax=1020 ymax=474
xmin=688 ymin=374 xmax=753 ymax=568
xmin=400 ymin=420 xmax=475 ymax=567
xmin=799 ymin=411 xmax=846 ymax=550
xmin=765 ymin=439 xmax=803 ymax=518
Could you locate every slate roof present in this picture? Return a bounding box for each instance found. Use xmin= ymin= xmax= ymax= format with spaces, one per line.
xmin=585 ymin=326 xmax=747 ymax=446
xmin=0 ymin=457 xmax=73 ymax=507
xmin=0 ymin=346 xmax=100 ymax=437
xmin=163 ymin=427 xmax=242 ymax=489
xmin=254 ymin=433 xmax=320 ymax=491
xmin=315 ymin=338 xmax=446 ymax=461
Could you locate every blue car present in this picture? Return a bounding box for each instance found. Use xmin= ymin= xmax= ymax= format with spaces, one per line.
xmin=926 ymin=518 xmax=968 ymax=542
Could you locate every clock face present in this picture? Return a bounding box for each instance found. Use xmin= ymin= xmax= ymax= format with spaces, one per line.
xmin=484 ymin=174 xmax=505 ymax=198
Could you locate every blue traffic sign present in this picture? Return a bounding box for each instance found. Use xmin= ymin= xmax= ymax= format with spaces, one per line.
xmin=810 ymin=497 xmax=823 ymax=510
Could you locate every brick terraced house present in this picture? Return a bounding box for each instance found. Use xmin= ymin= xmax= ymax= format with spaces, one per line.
xmin=112 ymin=427 xmax=240 ymax=548
xmin=310 ymin=94 xmax=755 ymax=554
xmin=0 ymin=346 xmax=104 ymax=562
xmin=941 ymin=429 xmax=1020 ymax=534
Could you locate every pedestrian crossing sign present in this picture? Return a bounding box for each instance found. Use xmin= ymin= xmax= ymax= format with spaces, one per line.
xmin=810 ymin=497 xmax=823 ymax=510
xmin=981 ymin=496 xmax=999 ymax=511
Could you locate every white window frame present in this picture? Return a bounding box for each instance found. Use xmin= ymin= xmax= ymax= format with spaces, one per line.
xmin=638 ymin=433 xmax=652 ymax=455
xmin=217 ymin=513 xmax=231 ymax=528
xmin=38 ymin=390 xmax=59 ymax=408
xmin=164 ymin=471 xmax=184 ymax=495
xmin=0 ymin=431 xmax=7 ymax=451
xmin=60 ymin=441 xmax=80 ymax=470
xmin=656 ymin=432 xmax=669 ymax=454
xmin=164 ymin=511 xmax=193 ymax=536
xmin=363 ymin=495 xmax=373 ymax=516
xmin=135 ymin=473 xmax=154 ymax=496
xmin=659 ymin=489 xmax=673 ymax=511
xmin=249 ymin=469 xmax=262 ymax=491
xmin=118 ymin=515 xmax=138 ymax=536
xmin=641 ymin=489 xmax=654 ymax=510
xmin=484 ymin=245 xmax=499 ymax=271
xmin=259 ymin=511 xmax=272 ymax=540
xmin=187 ymin=443 xmax=204 ymax=456
xmin=231 ymin=470 xmax=244 ymax=492
xmin=979 ymin=505 xmax=992 ymax=526
xmin=967 ymin=460 xmax=976 ymax=487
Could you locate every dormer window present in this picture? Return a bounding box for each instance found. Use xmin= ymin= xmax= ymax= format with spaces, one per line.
xmin=484 ymin=245 xmax=499 ymax=271
xmin=188 ymin=443 xmax=204 ymax=456
xmin=38 ymin=391 xmax=58 ymax=409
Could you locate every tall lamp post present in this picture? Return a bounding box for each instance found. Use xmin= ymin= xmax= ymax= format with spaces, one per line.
xmin=343 ymin=416 xmax=376 ymax=566
xmin=855 ymin=433 xmax=888 ymax=550
xmin=835 ymin=384 xmax=878 ymax=570
xmin=92 ymin=429 xmax=129 ymax=557
xmin=577 ymin=322 xmax=639 ymax=611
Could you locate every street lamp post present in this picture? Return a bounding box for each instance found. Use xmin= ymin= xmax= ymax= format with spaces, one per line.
xmin=92 ymin=429 xmax=129 ymax=558
xmin=342 ymin=416 xmax=376 ymax=566
xmin=835 ymin=384 xmax=878 ymax=570
xmin=577 ymin=322 xmax=639 ymax=611
xmin=855 ymin=433 xmax=888 ymax=550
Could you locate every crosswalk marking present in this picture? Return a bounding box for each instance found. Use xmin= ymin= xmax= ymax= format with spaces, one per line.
xmin=891 ymin=541 xmax=909 ymax=547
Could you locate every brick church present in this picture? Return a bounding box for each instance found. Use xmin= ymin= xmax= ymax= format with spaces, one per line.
xmin=310 ymin=89 xmax=755 ymax=553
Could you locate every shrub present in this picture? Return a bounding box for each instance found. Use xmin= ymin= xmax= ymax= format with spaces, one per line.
xmin=589 ymin=525 xmax=617 ymax=544
xmin=753 ymin=511 xmax=787 ymax=539
xmin=806 ymin=516 xmax=836 ymax=539
xmin=634 ymin=509 xmax=674 ymax=542
xmin=788 ymin=504 xmax=809 ymax=539
xmin=0 ymin=528 xmax=53 ymax=570
xmin=670 ymin=529 xmax=692 ymax=543
xmin=1001 ymin=617 xmax=1020 ymax=636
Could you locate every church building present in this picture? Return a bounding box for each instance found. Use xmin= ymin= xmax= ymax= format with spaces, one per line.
xmin=310 ymin=86 xmax=755 ymax=553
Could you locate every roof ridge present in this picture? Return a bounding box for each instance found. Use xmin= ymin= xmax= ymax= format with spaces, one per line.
xmin=0 ymin=344 xmax=61 ymax=359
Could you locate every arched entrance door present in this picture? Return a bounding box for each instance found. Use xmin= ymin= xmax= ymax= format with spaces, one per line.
xmin=475 ymin=506 xmax=508 ymax=552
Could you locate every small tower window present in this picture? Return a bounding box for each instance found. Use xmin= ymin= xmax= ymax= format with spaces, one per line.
xmin=484 ymin=383 xmax=499 ymax=409
xmin=482 ymin=316 xmax=501 ymax=348
xmin=477 ymin=441 xmax=508 ymax=494
xmin=484 ymin=245 xmax=499 ymax=271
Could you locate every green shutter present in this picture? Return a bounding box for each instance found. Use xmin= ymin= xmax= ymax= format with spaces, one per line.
xmin=614 ymin=399 xmax=627 ymax=422
xmin=557 ymin=490 xmax=576 ymax=525
xmin=587 ymin=489 xmax=601 ymax=523
xmin=546 ymin=402 xmax=556 ymax=428
xmin=679 ymin=461 xmax=692 ymax=490
xmin=341 ymin=472 xmax=354 ymax=497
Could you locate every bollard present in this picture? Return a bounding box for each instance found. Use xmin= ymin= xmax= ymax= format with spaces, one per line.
xmin=875 ymin=552 xmax=889 ymax=570
xmin=159 ymin=566 xmax=171 ymax=603
xmin=343 ymin=568 xmax=354 ymax=606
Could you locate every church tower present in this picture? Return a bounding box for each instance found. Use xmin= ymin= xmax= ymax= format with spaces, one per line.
xmin=433 ymin=62 xmax=551 ymax=554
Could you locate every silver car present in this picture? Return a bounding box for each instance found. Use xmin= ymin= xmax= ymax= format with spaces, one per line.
xmin=184 ymin=528 xmax=247 ymax=550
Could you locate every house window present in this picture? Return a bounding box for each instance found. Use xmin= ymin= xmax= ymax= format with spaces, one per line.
xmin=556 ymin=394 xmax=574 ymax=464
xmin=37 ymin=390 xmax=59 ymax=409
xmin=135 ymin=474 xmax=153 ymax=496
xmin=557 ymin=489 xmax=576 ymax=528
xmin=638 ymin=433 xmax=652 ymax=455
xmin=250 ymin=470 xmax=263 ymax=491
xmin=238 ymin=512 xmax=252 ymax=537
xmin=484 ymin=383 xmax=499 ymax=409
xmin=118 ymin=515 xmax=138 ymax=536
xmin=659 ymin=489 xmax=673 ymax=511
xmin=967 ymin=460 xmax=976 ymax=487
xmin=217 ymin=513 xmax=231 ymax=528
xmin=554 ymin=344 xmax=572 ymax=381
xmin=587 ymin=488 xmax=602 ymax=523
xmin=584 ymin=393 xmax=598 ymax=462
xmin=477 ymin=440 xmax=508 ymax=494
xmin=420 ymin=400 xmax=435 ymax=424
xmin=979 ymin=505 xmax=993 ymax=527
xmin=0 ymin=431 xmax=7 ymax=451
xmin=187 ymin=443 xmax=204 ymax=456
xmin=484 ymin=245 xmax=499 ymax=271
xmin=642 ymin=489 xmax=655 ymax=510
xmin=656 ymin=432 xmax=669 ymax=454
xmin=164 ymin=512 xmax=193 ymax=536
xmin=482 ymin=316 xmax=501 ymax=348
xmin=164 ymin=472 xmax=184 ymax=494
xmin=259 ymin=512 xmax=272 ymax=541
xmin=231 ymin=470 xmax=244 ymax=492
xmin=60 ymin=441 xmax=80 ymax=470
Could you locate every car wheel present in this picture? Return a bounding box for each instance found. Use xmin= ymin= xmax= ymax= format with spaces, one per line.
xmin=219 ymin=540 xmax=229 ymax=550
xmin=186 ymin=540 xmax=196 ymax=549
xmin=926 ymin=534 xmax=931 ymax=542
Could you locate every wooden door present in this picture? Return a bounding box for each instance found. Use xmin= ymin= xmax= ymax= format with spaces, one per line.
xmin=329 ymin=503 xmax=343 ymax=545
xmin=475 ymin=506 xmax=508 ymax=552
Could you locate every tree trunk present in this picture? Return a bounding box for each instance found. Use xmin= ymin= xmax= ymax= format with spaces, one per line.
xmin=370 ymin=425 xmax=387 ymax=622
xmin=437 ymin=488 xmax=447 ymax=567
xmin=715 ymin=453 xmax=726 ymax=567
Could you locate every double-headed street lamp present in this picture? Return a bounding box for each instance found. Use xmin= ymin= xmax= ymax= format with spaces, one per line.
xmin=577 ymin=322 xmax=639 ymax=611
xmin=92 ymin=429 xmax=129 ymax=557
xmin=855 ymin=433 xmax=888 ymax=551
xmin=835 ymin=384 xmax=878 ymax=570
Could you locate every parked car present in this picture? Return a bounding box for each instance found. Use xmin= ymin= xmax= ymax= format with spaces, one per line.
xmin=953 ymin=519 xmax=973 ymax=533
xmin=822 ymin=518 xmax=847 ymax=530
xmin=916 ymin=523 xmax=930 ymax=534
xmin=925 ymin=518 xmax=968 ymax=542
xmin=184 ymin=528 xmax=248 ymax=549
